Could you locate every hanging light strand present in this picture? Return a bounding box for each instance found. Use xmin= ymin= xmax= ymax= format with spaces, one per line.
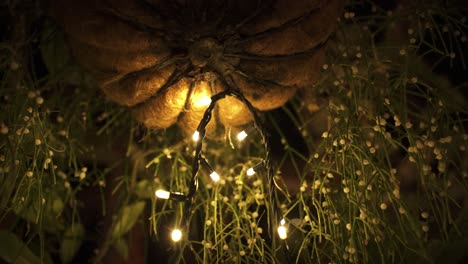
xmin=219 ymin=75 xmax=281 ymax=239
xmin=155 ymin=78 xmax=284 ymax=244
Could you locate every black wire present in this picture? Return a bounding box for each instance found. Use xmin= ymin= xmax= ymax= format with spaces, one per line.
xmin=161 ymin=76 xmax=285 ymax=261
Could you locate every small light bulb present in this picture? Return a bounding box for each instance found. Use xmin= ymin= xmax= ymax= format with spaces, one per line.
xmin=246 ymin=167 xmax=256 ymax=176
xmin=171 ymin=228 xmax=182 ymax=242
xmin=236 ymin=130 xmax=248 ymax=141
xmin=192 ymin=131 xmax=200 ymax=142
xmin=155 ymin=189 xmax=170 ymax=199
xmin=199 ymin=96 xmax=212 ymax=107
xmin=210 ymin=171 xmax=220 ymax=182
xmin=193 ymin=93 xmax=212 ymax=108
xmin=277 ymin=219 xmax=287 ymax=240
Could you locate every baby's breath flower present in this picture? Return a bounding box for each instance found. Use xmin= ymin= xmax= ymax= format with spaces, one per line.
xmin=426 ymin=141 xmax=435 ymax=148
xmin=415 ymin=140 xmax=424 ymax=149
xmin=439 ymin=136 xmax=452 ymax=143
xmin=399 ymin=207 xmax=406 ymax=215
xmin=0 ymin=126 xmax=8 ymax=135
xmin=44 ymin=158 xmax=52 ymax=169
xmin=255 ymin=193 xmax=264 ymax=200
xmin=422 ymin=225 xmax=429 ymax=232
xmin=58 ymin=130 xmax=67 ymax=137
xmin=394 ymin=116 xmax=401 ymax=127
xmin=380 ymin=203 xmax=387 ymax=210
xmin=408 ymin=146 xmax=417 ymax=153
xmin=36 ymin=96 xmax=44 ymax=105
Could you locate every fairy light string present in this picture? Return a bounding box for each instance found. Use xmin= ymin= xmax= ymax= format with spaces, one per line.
xmin=156 ymin=85 xmax=288 ymax=247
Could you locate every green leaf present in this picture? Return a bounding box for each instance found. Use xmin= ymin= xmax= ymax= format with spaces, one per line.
xmin=134 ymin=180 xmax=154 ymax=199
xmin=40 ymin=21 xmax=71 ymax=75
xmin=12 ymin=187 xmax=65 ymax=232
xmin=40 ymin=20 xmax=94 ymax=86
xmin=60 ymin=223 xmax=85 ymax=263
xmin=112 ymin=238 xmax=129 ymax=260
xmin=111 ymin=201 xmax=145 ymax=238
xmin=0 ymin=230 xmax=41 ymax=264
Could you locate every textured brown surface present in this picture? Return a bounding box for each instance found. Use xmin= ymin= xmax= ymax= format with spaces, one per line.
xmin=49 ymin=0 xmax=343 ymax=135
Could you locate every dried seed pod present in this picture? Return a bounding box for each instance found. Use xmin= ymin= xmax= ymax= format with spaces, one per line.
xmin=49 ymin=0 xmax=343 ymax=135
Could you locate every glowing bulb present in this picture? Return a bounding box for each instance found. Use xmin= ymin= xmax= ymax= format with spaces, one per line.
xmin=192 ymin=131 xmax=200 ymax=142
xmin=199 ymin=96 xmax=212 ymax=107
xmin=236 ymin=130 xmax=248 ymax=141
xmin=155 ymin=189 xmax=170 ymax=199
xmin=210 ymin=171 xmax=220 ymax=182
xmin=192 ymin=93 xmax=212 ymax=108
xmin=171 ymin=228 xmax=182 ymax=242
xmin=277 ymin=219 xmax=287 ymax=240
xmin=246 ymin=167 xmax=256 ymax=176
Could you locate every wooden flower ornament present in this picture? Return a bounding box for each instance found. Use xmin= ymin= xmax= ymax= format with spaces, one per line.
xmin=50 ymin=0 xmax=343 ymax=135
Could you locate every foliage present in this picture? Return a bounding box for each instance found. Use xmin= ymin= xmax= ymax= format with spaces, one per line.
xmin=0 ymin=0 xmax=467 ymax=263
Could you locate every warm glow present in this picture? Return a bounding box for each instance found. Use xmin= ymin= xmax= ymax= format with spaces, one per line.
xmin=236 ymin=130 xmax=248 ymax=141
xmin=210 ymin=171 xmax=220 ymax=182
xmin=155 ymin=189 xmax=170 ymax=199
xmin=171 ymin=228 xmax=182 ymax=242
xmin=277 ymin=219 xmax=287 ymax=240
xmin=192 ymin=131 xmax=200 ymax=142
xmin=246 ymin=167 xmax=256 ymax=176
xmin=192 ymin=92 xmax=212 ymax=108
